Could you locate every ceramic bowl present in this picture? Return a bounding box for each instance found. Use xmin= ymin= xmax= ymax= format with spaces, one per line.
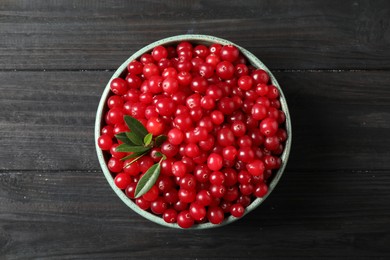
xmin=95 ymin=34 xmax=292 ymax=229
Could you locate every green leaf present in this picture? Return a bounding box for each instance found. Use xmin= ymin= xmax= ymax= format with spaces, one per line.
xmin=144 ymin=133 xmax=153 ymax=146
xmin=124 ymin=115 xmax=148 ymax=139
xmin=115 ymin=133 xmax=133 ymax=145
xmin=155 ymin=135 xmax=167 ymax=147
xmin=120 ymin=151 xmax=147 ymax=161
xmin=134 ymin=163 xmax=161 ymax=198
xmin=116 ymin=144 xmax=151 ymax=153
xmin=154 ymin=151 xmax=163 ymax=158
xmin=126 ymin=132 xmax=144 ymax=146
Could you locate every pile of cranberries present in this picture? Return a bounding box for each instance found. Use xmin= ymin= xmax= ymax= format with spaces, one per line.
xmin=97 ymin=41 xmax=287 ymax=228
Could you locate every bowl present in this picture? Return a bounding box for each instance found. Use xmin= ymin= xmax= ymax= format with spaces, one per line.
xmin=95 ymin=34 xmax=292 ymax=229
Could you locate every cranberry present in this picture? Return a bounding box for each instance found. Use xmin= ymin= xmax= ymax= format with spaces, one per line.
xmin=177 ymin=210 xmax=194 ymax=228
xmin=207 ymin=206 xmax=224 ymax=224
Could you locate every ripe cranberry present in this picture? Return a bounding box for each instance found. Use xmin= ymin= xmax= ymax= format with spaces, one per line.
xmin=177 ymin=210 xmax=194 ymax=228
xmin=114 ymin=173 xmax=132 ymax=190
xmin=108 ymin=157 xmax=123 ymax=173
xmin=237 ymin=147 xmax=255 ymax=163
xmin=110 ymin=78 xmax=128 ymax=95
xmin=237 ymin=75 xmax=253 ymax=90
xmin=222 ymin=146 xmax=237 ymax=161
xmin=125 ymin=182 xmax=137 ymax=199
xmin=216 ymin=61 xmax=235 ymax=80
xmin=127 ymin=60 xmax=143 ymax=75
xmin=209 ymin=184 xmax=226 ymax=198
xmin=217 ymin=128 xmax=235 ymax=147
xmin=162 ymin=77 xmax=179 ymax=94
xmin=98 ymin=135 xmax=112 ymax=150
xmin=254 ymin=183 xmax=268 ymax=198
xmin=136 ymin=197 xmax=151 ymax=210
xmin=260 ymin=117 xmax=279 ymax=137
xmin=196 ymin=190 xmax=212 ymax=206
xmin=230 ymin=203 xmax=245 ymax=218
xmin=251 ymin=104 xmax=267 ymax=120
xmin=209 ymin=171 xmax=225 ymax=185
xmin=189 ymin=202 xmax=206 ymax=221
xmin=163 ymin=209 xmax=178 ymax=223
xmin=246 ymin=160 xmax=265 ymax=176
xmin=220 ymin=45 xmax=239 ymax=62
xmin=143 ymin=185 xmax=159 ymax=202
xmin=152 ymin=46 xmax=168 ymax=61
xmin=207 ymin=153 xmax=223 ymax=171
xmin=157 ymin=176 xmax=174 ymax=193
xmin=172 ymin=161 xmax=187 ymax=178
xmin=150 ymin=197 xmax=168 ymax=215
xmin=178 ymin=188 xmax=196 ymax=203
xmin=164 ymin=189 xmax=179 ymax=204
xmin=251 ymin=69 xmax=270 ymax=84
xmin=207 ymin=206 xmax=224 ymax=224
xmin=143 ymin=63 xmax=159 ymax=79
xmin=146 ymin=117 xmax=164 ymax=136
xmin=231 ymin=120 xmax=246 ymax=137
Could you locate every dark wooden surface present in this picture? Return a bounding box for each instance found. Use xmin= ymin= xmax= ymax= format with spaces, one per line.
xmin=1 ymin=0 xmax=390 ymax=259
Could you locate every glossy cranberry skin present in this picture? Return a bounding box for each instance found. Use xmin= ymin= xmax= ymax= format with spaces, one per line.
xmin=230 ymin=203 xmax=245 ymax=218
xmin=251 ymin=69 xmax=270 ymax=84
xmin=142 ymin=185 xmax=159 ymax=202
xmin=108 ymin=157 xmax=123 ymax=173
xmin=114 ymin=173 xmax=132 ymax=190
xmin=177 ymin=210 xmax=194 ymax=228
xmin=110 ymin=78 xmax=128 ymax=95
xmin=178 ymin=188 xmax=196 ymax=203
xmin=189 ymin=202 xmax=207 ymax=221
xmin=125 ymin=182 xmax=137 ymax=199
xmin=217 ymin=128 xmax=235 ymax=147
xmin=152 ymin=45 xmax=168 ymax=61
xmin=207 ymin=153 xmax=223 ymax=171
xmin=98 ymin=134 xmax=112 ymax=150
xmin=246 ymin=160 xmax=265 ymax=176
xmin=146 ymin=117 xmax=165 ymax=136
xmin=218 ymin=97 xmax=236 ymax=115
xmin=136 ymin=197 xmax=151 ymax=210
xmin=260 ymin=117 xmax=279 ymax=137
xmin=237 ymin=147 xmax=255 ymax=163
xmin=207 ymin=206 xmax=224 ymax=224
xmin=216 ymin=61 xmax=235 ymax=80
xmin=163 ymin=209 xmax=178 ymax=223
xmin=150 ymin=197 xmax=168 ymax=215
xmin=231 ymin=120 xmax=246 ymax=137
xmin=254 ymin=183 xmax=268 ymax=198
xmin=196 ymin=190 xmax=212 ymax=206
xmin=127 ymin=60 xmax=143 ymax=75
xmin=220 ymin=45 xmax=239 ymax=62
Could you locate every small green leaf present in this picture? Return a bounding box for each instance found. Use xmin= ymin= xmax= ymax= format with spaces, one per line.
xmin=126 ymin=132 xmax=144 ymax=146
xmin=116 ymin=144 xmax=151 ymax=153
xmin=120 ymin=151 xmax=147 ymax=161
xmin=144 ymin=133 xmax=153 ymax=146
xmin=115 ymin=133 xmax=133 ymax=145
xmin=124 ymin=115 xmax=148 ymax=139
xmin=154 ymin=151 xmax=163 ymax=158
xmin=155 ymin=135 xmax=167 ymax=147
xmin=134 ymin=163 xmax=161 ymax=198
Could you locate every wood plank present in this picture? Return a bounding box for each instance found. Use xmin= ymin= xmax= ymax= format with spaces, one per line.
xmin=1 ymin=70 xmax=390 ymax=171
xmin=0 ymin=0 xmax=389 ymax=70
xmin=0 ymin=169 xmax=389 ymax=259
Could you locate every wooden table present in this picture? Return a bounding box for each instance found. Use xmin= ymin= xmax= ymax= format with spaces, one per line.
xmin=1 ymin=1 xmax=389 ymax=259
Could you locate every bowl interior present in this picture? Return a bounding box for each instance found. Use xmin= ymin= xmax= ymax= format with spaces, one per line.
xmin=95 ymin=34 xmax=292 ymax=229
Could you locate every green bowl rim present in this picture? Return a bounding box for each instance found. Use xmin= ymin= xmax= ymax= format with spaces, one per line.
xmin=95 ymin=34 xmax=292 ymax=229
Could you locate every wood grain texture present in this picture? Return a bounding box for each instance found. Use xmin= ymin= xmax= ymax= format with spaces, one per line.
xmin=1 ymin=71 xmax=390 ymax=171
xmin=0 ymin=0 xmax=389 ymax=70
xmin=0 ymin=170 xmax=389 ymax=259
